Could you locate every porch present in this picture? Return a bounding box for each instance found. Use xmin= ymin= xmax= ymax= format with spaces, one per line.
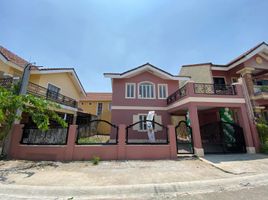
xmin=167 ymin=81 xmax=259 ymax=156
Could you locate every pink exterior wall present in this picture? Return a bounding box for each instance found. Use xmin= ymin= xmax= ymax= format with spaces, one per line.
xmin=112 ymin=71 xmax=179 ymax=107
xmin=9 ymin=124 xmax=178 ymax=161
xmin=198 ymin=108 xmax=220 ymax=126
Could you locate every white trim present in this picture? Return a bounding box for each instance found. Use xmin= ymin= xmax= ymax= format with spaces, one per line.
xmin=125 ymin=83 xmax=136 ymax=99
xmin=60 ymin=104 xmax=78 ymax=112
xmin=158 ymin=84 xmax=168 ymax=99
xmin=104 ymin=64 xmax=190 ymax=81
xmin=31 ymin=69 xmax=86 ymax=97
xmin=111 ymin=97 xmax=246 ymax=111
xmin=167 ymin=97 xmax=246 ymax=110
xmin=212 ymin=76 xmax=227 ymax=84
xmin=138 ymin=81 xmax=156 ymax=99
xmin=112 ymin=106 xmax=167 ymax=110
xmin=211 ymin=43 xmax=268 ymax=71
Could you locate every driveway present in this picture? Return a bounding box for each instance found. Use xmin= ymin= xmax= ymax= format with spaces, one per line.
xmin=200 ymin=154 xmax=268 ymax=174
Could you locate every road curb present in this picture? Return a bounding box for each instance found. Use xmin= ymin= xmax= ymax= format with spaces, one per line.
xmin=1 ymin=173 xmax=268 ymax=199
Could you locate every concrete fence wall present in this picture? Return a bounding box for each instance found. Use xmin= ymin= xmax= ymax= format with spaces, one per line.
xmin=8 ymin=124 xmax=177 ymax=161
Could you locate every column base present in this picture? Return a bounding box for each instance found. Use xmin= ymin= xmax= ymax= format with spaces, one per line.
xmin=246 ymin=147 xmax=256 ymax=154
xmin=194 ymin=148 xmax=204 ymax=157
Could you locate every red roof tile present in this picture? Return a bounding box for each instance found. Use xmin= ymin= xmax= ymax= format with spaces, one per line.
xmin=80 ymin=93 xmax=112 ymax=101
xmin=0 ymin=46 xmax=28 ymax=67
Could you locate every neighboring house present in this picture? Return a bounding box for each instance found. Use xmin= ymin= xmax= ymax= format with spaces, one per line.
xmin=0 ymin=45 xmax=87 ymax=126
xmin=79 ymin=93 xmax=112 ymax=134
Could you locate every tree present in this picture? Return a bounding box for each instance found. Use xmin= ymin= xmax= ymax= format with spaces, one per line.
xmin=0 ymin=83 xmax=67 ymax=155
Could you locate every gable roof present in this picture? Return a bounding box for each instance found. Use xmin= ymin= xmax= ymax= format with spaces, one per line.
xmin=0 ymin=45 xmax=29 ymax=68
xmin=0 ymin=45 xmax=86 ymax=97
xmin=104 ymin=63 xmax=190 ymax=80
xmin=226 ymin=42 xmax=268 ymax=67
xmin=80 ymin=93 xmax=112 ymax=101
xmin=180 ymin=42 xmax=268 ymax=72
xmin=31 ymin=67 xmax=86 ymax=96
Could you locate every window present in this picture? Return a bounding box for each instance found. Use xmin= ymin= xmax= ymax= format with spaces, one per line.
xmin=213 ymin=77 xmax=226 ymax=85
xmin=138 ymin=82 xmax=155 ymax=99
xmin=97 ymin=103 xmax=103 ymax=116
xmin=126 ymin=83 xmax=135 ymax=98
xmin=108 ymin=103 xmax=112 ymax=111
xmin=47 ymin=84 xmax=60 ymax=99
xmin=139 ymin=114 xmax=155 ymax=131
xmin=158 ymin=84 xmax=168 ymax=99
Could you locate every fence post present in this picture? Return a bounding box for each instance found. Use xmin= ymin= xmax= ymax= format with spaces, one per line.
xmin=117 ymin=124 xmax=126 ymax=160
xmin=65 ymin=125 xmax=77 ymax=161
xmin=168 ymin=125 xmax=177 ymax=159
xmin=8 ymin=124 xmax=24 ymax=159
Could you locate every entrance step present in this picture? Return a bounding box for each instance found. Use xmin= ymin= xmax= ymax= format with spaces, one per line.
xmin=177 ymin=154 xmax=196 ymax=160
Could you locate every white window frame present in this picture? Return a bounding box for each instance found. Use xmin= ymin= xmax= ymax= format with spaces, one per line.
xmin=158 ymin=84 xmax=168 ymax=99
xmin=125 ymin=83 xmax=136 ymax=99
xmin=138 ymin=81 xmax=156 ymax=99
xmin=96 ymin=102 xmax=103 ymax=116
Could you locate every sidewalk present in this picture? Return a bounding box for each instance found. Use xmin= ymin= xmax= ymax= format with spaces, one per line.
xmin=0 ymin=154 xmax=268 ymax=199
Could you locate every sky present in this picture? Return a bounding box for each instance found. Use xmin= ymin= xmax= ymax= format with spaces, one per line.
xmin=0 ymin=0 xmax=268 ymax=92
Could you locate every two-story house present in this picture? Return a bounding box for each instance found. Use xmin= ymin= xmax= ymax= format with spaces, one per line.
xmin=0 ymin=45 xmax=87 ymax=126
xmin=105 ymin=56 xmax=261 ymax=156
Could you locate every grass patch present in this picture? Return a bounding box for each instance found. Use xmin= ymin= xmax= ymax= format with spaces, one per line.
xmin=91 ymin=156 xmax=100 ymax=165
xmin=77 ymin=135 xmax=110 ymax=144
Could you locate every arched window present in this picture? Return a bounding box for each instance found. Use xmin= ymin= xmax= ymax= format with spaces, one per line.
xmin=138 ymin=82 xmax=155 ymax=99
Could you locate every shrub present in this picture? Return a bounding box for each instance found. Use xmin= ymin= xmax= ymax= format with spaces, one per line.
xmin=91 ymin=156 xmax=100 ymax=165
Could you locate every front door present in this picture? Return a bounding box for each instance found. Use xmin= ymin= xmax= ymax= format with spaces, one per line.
xmin=175 ymin=121 xmax=194 ymax=154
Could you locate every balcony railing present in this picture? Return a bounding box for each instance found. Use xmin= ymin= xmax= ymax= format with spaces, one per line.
xmin=27 ymin=82 xmax=78 ymax=108
xmin=253 ymin=85 xmax=268 ymax=95
xmin=167 ymin=83 xmax=237 ymax=105
xmin=166 ymin=85 xmax=187 ymax=105
xmin=0 ymin=78 xmax=78 ymax=108
xmin=0 ymin=78 xmax=15 ymax=89
xmin=194 ymin=83 xmax=236 ymax=95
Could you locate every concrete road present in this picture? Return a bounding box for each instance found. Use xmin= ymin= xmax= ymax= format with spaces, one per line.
xmin=0 ymin=154 xmax=268 ymax=199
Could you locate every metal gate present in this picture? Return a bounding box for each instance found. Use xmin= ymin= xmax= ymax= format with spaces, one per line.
xmin=200 ymin=121 xmax=246 ymax=154
xmin=175 ymin=121 xmax=194 ymax=154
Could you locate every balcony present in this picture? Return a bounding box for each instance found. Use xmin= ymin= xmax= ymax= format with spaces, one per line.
xmin=27 ymin=82 xmax=78 ymax=108
xmin=253 ymin=85 xmax=268 ymax=96
xmin=0 ymin=78 xmax=77 ymax=108
xmin=167 ymin=82 xmax=238 ymax=105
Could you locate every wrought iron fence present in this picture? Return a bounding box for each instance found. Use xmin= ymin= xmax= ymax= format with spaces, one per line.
xmin=126 ymin=120 xmax=169 ymax=144
xmin=27 ymin=82 xmax=78 ymax=108
xmin=76 ymin=120 xmax=118 ymax=145
xmin=200 ymin=121 xmax=246 ymax=154
xmin=167 ymin=85 xmax=187 ymax=105
xmin=21 ymin=126 xmax=68 ymax=145
xmin=175 ymin=121 xmax=194 ymax=154
xmin=194 ymin=83 xmax=236 ymax=95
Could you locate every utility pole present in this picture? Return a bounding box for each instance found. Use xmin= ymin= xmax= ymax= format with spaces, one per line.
xmin=19 ymin=63 xmax=33 ymax=95
xmin=14 ymin=63 xmax=33 ymax=124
